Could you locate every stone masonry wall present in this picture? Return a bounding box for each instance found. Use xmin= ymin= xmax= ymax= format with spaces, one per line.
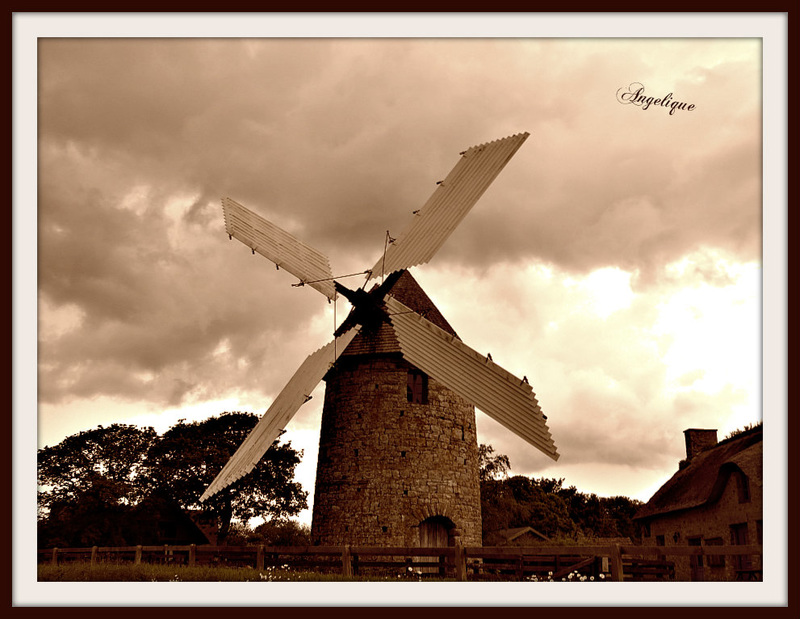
xmin=311 ymin=354 xmax=482 ymax=547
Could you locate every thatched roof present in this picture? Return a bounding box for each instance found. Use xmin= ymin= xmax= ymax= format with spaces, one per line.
xmin=634 ymin=426 xmax=762 ymax=521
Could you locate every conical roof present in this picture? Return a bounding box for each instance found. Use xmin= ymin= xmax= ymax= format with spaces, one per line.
xmin=339 ymin=269 xmax=458 ymax=358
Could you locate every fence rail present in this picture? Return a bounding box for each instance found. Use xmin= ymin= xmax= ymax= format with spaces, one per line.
xmin=38 ymin=543 xmax=763 ymax=582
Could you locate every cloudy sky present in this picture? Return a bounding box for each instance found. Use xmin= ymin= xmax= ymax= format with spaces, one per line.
xmin=28 ymin=23 xmax=773 ymax=531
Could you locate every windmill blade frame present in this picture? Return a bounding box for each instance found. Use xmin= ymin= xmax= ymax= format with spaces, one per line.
xmin=385 ymin=296 xmax=558 ymax=461
xmin=222 ymin=197 xmax=337 ymax=300
xmin=200 ymin=327 xmax=360 ymax=502
xmin=369 ymin=132 xmax=529 ymax=281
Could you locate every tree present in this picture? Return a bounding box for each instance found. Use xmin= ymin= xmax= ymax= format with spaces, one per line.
xmin=225 ymin=519 xmax=311 ymax=547
xmin=140 ymin=412 xmax=308 ymax=544
xmin=478 ymin=444 xmax=641 ymax=543
xmin=600 ymin=495 xmax=643 ymax=539
xmin=37 ymin=413 xmax=308 ymax=547
xmin=38 ymin=424 xmax=157 ymax=520
xmin=478 ymin=443 xmax=511 ymax=482
xmin=38 ymin=473 xmax=134 ymax=548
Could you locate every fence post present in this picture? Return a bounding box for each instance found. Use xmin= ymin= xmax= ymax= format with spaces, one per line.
xmin=135 ymin=545 xmax=142 ymax=565
xmin=257 ymin=545 xmax=265 ymax=571
xmin=51 ymin=548 xmax=59 ymax=566
xmin=609 ymin=544 xmax=624 ymax=582
xmin=189 ymin=544 xmax=196 ymax=567
xmin=453 ymin=537 xmax=467 ymax=582
xmin=90 ymin=546 xmax=98 ymax=566
xmin=341 ymin=545 xmax=353 ymax=578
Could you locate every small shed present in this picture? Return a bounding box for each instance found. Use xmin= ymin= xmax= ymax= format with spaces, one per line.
xmin=484 ymin=526 xmax=550 ymax=546
xmin=130 ymin=497 xmax=215 ymax=546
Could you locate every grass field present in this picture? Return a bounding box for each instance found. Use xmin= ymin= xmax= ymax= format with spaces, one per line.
xmin=37 ymin=563 xmax=448 ymax=582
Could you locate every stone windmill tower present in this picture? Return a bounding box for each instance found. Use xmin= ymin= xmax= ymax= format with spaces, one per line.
xmin=200 ymin=133 xmax=559 ymax=548
xmin=312 ymin=269 xmax=483 ymax=547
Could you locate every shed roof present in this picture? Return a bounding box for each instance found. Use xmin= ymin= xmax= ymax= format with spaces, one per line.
xmin=485 ymin=526 xmax=550 ymax=545
xmin=634 ymin=426 xmax=762 ymax=521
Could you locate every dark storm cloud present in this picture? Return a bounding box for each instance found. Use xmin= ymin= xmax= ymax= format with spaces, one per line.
xmin=39 ymin=39 xmax=761 ymax=271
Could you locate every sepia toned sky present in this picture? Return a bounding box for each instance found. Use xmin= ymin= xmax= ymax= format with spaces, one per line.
xmin=33 ymin=31 xmax=767 ymax=527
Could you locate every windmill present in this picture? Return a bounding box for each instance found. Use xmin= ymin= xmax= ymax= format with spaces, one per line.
xmin=200 ymin=132 xmax=558 ymax=547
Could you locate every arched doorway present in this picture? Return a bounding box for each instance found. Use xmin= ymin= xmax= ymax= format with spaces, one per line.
xmin=418 ymin=515 xmax=455 ymax=548
xmin=417 ymin=516 xmax=456 ymax=575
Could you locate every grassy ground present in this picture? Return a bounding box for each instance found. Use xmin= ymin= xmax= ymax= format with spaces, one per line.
xmin=38 ymin=563 xmax=450 ymax=582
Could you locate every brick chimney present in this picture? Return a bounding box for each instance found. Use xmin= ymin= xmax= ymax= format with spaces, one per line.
xmin=683 ymin=428 xmax=718 ymax=461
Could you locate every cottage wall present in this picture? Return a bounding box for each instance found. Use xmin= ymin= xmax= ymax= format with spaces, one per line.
xmin=640 ymin=470 xmax=762 ymax=581
xmin=311 ymin=354 xmax=482 ymax=547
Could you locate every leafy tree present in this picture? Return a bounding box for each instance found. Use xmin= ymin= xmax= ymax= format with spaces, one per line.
xmin=225 ymin=519 xmax=311 ymax=546
xmin=140 ymin=412 xmax=308 ymax=544
xmin=37 ymin=413 xmax=308 ymax=547
xmin=253 ymin=519 xmax=311 ymax=546
xmin=505 ymin=476 xmax=575 ymax=538
xmin=38 ymin=473 xmax=134 ymax=548
xmin=38 ymin=424 xmax=157 ymax=520
xmin=480 ymin=477 xmax=519 ymax=535
xmin=597 ymin=494 xmax=643 ymax=539
xmin=481 ymin=474 xmax=575 ymax=539
xmin=478 ymin=444 xmax=642 ymax=543
xmin=533 ymin=477 xmax=565 ymax=494
xmin=478 ymin=443 xmax=511 ymax=482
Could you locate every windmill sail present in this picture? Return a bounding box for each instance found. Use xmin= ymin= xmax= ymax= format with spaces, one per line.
xmin=369 ymin=132 xmax=529 ymax=281
xmin=222 ymin=197 xmax=336 ymax=300
xmin=385 ymin=296 xmax=558 ymax=461
xmin=200 ymin=327 xmax=359 ymax=502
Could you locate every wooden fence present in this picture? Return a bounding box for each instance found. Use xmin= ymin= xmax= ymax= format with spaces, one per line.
xmin=38 ymin=543 xmax=762 ymax=582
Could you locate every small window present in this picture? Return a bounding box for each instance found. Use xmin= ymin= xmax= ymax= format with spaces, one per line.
xmin=706 ymin=537 xmax=725 ymax=567
xmin=735 ymin=471 xmax=751 ymax=503
xmin=407 ymin=369 xmax=428 ymax=404
xmin=654 ymin=534 xmax=666 ymax=561
xmin=730 ymin=523 xmax=751 ymax=571
xmin=688 ymin=536 xmax=703 ymax=568
xmin=730 ymin=523 xmax=748 ymax=546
